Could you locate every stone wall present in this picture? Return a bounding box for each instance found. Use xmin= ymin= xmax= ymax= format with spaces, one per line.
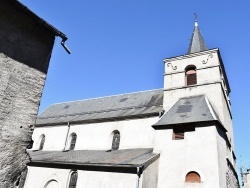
xmin=0 ymin=55 xmax=47 ymax=187
xmin=0 ymin=1 xmax=55 ymax=187
xmin=226 ymin=159 xmax=240 ymax=188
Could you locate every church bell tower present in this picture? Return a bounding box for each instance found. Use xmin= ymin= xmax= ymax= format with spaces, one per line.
xmin=153 ymin=20 xmax=239 ymax=188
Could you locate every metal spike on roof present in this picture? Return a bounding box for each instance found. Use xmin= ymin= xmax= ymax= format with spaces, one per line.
xmin=187 ymin=21 xmax=208 ymax=54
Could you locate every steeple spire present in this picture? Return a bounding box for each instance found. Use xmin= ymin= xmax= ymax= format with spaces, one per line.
xmin=187 ymin=15 xmax=207 ymax=54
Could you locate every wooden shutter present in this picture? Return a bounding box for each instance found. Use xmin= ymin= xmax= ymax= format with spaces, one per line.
xmin=186 ymin=171 xmax=201 ymax=183
xmin=187 ymin=73 xmax=197 ymax=85
xmin=173 ymin=128 xmax=184 ymax=140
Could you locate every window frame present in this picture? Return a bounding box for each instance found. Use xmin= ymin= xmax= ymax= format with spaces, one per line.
xmin=185 ymin=171 xmax=201 ymax=183
xmin=111 ymin=130 xmax=120 ymax=150
xmin=38 ymin=134 xmax=45 ymax=150
xmin=68 ymin=171 xmax=78 ymax=188
xmin=69 ymin=133 xmax=77 ymax=150
xmin=173 ymin=128 xmax=185 ymax=140
xmin=185 ymin=65 xmax=197 ymax=86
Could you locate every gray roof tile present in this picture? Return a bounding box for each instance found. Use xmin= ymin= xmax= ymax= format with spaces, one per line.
xmin=153 ymin=95 xmax=221 ymax=127
xmin=28 ymin=148 xmax=159 ymax=167
xmin=36 ymin=89 xmax=163 ymax=126
xmin=188 ymin=21 xmax=207 ymax=54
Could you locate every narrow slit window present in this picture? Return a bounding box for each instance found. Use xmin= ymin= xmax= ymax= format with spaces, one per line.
xmin=39 ymin=134 xmax=45 ymax=150
xmin=69 ymin=171 xmax=78 ymax=188
xmin=112 ymin=130 xmax=120 ymax=150
xmin=69 ymin=133 xmax=77 ymax=150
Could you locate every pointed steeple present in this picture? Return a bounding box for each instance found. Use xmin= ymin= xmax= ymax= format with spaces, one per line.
xmin=187 ymin=21 xmax=207 ymax=54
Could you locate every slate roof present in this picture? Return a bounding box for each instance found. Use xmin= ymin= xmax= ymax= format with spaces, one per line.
xmin=36 ymin=89 xmax=163 ymax=126
xmin=10 ymin=0 xmax=67 ymax=40
xmin=28 ymin=148 xmax=159 ymax=167
xmin=153 ymin=95 xmax=222 ymax=127
xmin=187 ymin=21 xmax=207 ymax=54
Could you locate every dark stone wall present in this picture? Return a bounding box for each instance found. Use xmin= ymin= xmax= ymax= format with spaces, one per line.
xmin=0 ymin=1 xmax=55 ymax=187
xmin=0 ymin=0 xmax=55 ymax=74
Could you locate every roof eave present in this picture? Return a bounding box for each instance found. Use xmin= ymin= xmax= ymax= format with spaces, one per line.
xmin=11 ymin=0 xmax=67 ymax=40
xmin=28 ymin=153 xmax=160 ymax=174
xmin=152 ymin=120 xmax=227 ymax=133
xmin=163 ymin=48 xmax=219 ymax=63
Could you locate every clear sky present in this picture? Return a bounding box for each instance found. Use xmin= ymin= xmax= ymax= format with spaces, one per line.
xmin=21 ymin=0 xmax=250 ymax=183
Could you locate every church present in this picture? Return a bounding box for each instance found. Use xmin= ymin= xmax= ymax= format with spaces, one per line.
xmin=24 ymin=21 xmax=239 ymax=188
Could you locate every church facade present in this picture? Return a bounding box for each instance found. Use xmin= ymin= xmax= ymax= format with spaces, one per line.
xmin=23 ymin=22 xmax=239 ymax=188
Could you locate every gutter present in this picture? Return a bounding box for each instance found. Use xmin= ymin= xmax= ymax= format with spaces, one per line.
xmin=12 ymin=0 xmax=71 ymax=54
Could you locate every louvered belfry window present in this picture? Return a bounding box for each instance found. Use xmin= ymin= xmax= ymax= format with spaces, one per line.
xmin=112 ymin=130 xmax=120 ymax=150
xmin=69 ymin=133 xmax=77 ymax=150
xmin=173 ymin=128 xmax=184 ymax=140
xmin=69 ymin=171 xmax=78 ymax=188
xmin=186 ymin=66 xmax=197 ymax=86
xmin=185 ymin=171 xmax=201 ymax=183
xmin=39 ymin=134 xmax=45 ymax=150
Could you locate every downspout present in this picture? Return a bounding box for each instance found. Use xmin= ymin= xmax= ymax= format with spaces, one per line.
xmin=63 ymin=122 xmax=70 ymax=151
xmin=61 ymin=38 xmax=71 ymax=54
xmin=136 ymin=166 xmax=143 ymax=188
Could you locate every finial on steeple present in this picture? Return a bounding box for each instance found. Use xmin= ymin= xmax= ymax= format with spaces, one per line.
xmin=194 ymin=13 xmax=198 ymax=22
xmin=194 ymin=13 xmax=198 ymax=26
xmin=187 ymin=15 xmax=207 ymax=54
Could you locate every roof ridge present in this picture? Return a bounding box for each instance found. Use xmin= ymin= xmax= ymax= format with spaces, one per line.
xmin=50 ymin=88 xmax=163 ymax=106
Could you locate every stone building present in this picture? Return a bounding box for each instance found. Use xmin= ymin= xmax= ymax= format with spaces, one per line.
xmin=0 ymin=0 xmax=68 ymax=187
xmin=24 ymin=20 xmax=239 ymax=188
xmin=243 ymin=169 xmax=250 ymax=188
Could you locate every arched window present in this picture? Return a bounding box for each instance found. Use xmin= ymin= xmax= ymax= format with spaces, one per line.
xmin=44 ymin=180 xmax=59 ymax=188
xmin=185 ymin=171 xmax=201 ymax=183
xmin=185 ymin=65 xmax=197 ymax=86
xmin=69 ymin=171 xmax=78 ymax=188
xmin=39 ymin=134 xmax=45 ymax=150
xmin=111 ymin=130 xmax=120 ymax=150
xmin=69 ymin=133 xmax=77 ymax=150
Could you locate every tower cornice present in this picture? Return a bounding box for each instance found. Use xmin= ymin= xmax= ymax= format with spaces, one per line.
xmin=163 ymin=48 xmax=219 ymax=63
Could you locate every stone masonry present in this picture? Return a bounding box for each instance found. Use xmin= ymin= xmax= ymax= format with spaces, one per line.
xmin=0 ymin=54 xmax=47 ymax=187
xmin=226 ymin=160 xmax=240 ymax=188
xmin=0 ymin=0 xmax=66 ymax=187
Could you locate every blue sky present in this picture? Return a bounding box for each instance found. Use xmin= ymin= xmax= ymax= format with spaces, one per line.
xmin=21 ymin=0 xmax=250 ymax=182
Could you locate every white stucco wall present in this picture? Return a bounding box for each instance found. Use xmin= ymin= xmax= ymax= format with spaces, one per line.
xmin=24 ymin=167 xmax=70 ymax=188
xmin=163 ymin=49 xmax=235 ymax=156
xmin=142 ymin=158 xmax=159 ymax=188
xmin=24 ymin=166 xmax=140 ymax=188
xmin=154 ymin=126 xmax=221 ymax=188
xmin=216 ymin=126 xmax=228 ymax=187
xmin=32 ymin=126 xmax=69 ymax=150
xmin=32 ymin=116 xmax=158 ymax=151
xmin=77 ymin=170 xmax=139 ymax=188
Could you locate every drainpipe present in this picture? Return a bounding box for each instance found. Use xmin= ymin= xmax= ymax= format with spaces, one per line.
xmin=63 ymin=122 xmax=70 ymax=151
xmin=61 ymin=38 xmax=71 ymax=54
xmin=136 ymin=166 xmax=143 ymax=188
